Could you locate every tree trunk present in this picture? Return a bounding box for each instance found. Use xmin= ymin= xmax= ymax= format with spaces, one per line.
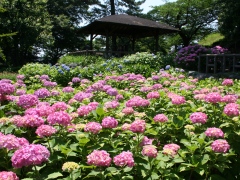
xmin=110 ymin=0 xmax=117 ymax=52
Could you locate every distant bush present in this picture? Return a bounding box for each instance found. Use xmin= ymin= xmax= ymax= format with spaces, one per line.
xmin=58 ymin=55 xmax=105 ymax=67
xmin=174 ymin=44 xmax=229 ymax=71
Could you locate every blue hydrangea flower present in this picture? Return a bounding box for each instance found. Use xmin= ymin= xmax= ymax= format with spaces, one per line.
xmin=165 ymin=65 xmax=171 ymax=70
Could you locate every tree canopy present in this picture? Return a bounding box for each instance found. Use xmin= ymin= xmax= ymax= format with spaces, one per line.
xmin=0 ymin=0 xmax=239 ymax=66
xmin=147 ymin=0 xmax=220 ymax=47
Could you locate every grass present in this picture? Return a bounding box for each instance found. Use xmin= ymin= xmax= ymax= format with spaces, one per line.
xmin=199 ymin=32 xmax=225 ymax=47
xmin=0 ymin=71 xmax=17 ymax=81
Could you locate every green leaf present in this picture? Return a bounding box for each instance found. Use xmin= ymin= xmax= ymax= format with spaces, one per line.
xmin=45 ymin=172 xmax=63 ymax=180
xmin=201 ymin=154 xmax=209 ymax=165
xmin=106 ymin=167 xmax=118 ymax=173
xmin=145 ymin=128 xmax=158 ymax=135
xmin=141 ymin=169 xmax=147 ymax=178
xmin=78 ymin=138 xmax=90 ymax=147
xmin=150 ymin=172 xmax=159 ymax=180
xmin=195 ymin=168 xmax=205 ymax=176
xmin=122 ymin=175 xmax=134 ymax=180
xmin=173 ymin=157 xmax=185 ymax=163
xmin=84 ymin=170 xmax=102 ymax=179
xmin=4 ymin=125 xmax=15 ymax=134
xmin=96 ymin=107 xmax=104 ymax=116
xmin=123 ymin=167 xmax=133 ymax=172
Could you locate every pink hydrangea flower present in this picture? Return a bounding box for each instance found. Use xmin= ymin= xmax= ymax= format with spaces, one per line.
xmin=147 ymin=91 xmax=160 ymax=99
xmin=115 ymin=94 xmax=124 ymax=101
xmin=0 ymin=134 xmax=29 ymax=150
xmin=153 ymin=114 xmax=168 ymax=123
xmin=17 ymin=74 xmax=25 ymax=80
xmin=194 ymin=94 xmax=206 ymax=100
xmin=211 ymin=139 xmax=230 ymax=153
xmin=126 ymin=96 xmax=150 ymax=107
xmin=87 ymin=150 xmax=112 ymax=166
xmin=51 ymin=90 xmax=60 ymax=96
xmin=152 ymin=83 xmax=162 ymax=90
xmin=113 ymin=151 xmax=134 ymax=167
xmin=189 ymin=112 xmax=208 ymax=124
xmin=101 ymin=116 xmax=118 ymax=128
xmin=40 ymin=75 xmax=50 ymax=80
xmin=140 ymin=136 xmax=154 ymax=146
xmin=16 ymin=89 xmax=26 ymax=96
xmin=36 ymin=105 xmax=54 ymax=117
xmin=106 ymin=88 xmax=118 ymax=96
xmin=43 ymin=81 xmax=57 ymax=87
xmin=84 ymin=122 xmax=102 ymax=134
xmin=0 ymin=83 xmax=15 ymax=95
xmin=62 ymin=86 xmax=74 ymax=93
xmin=142 ymin=145 xmax=158 ymax=158
xmin=122 ymin=107 xmax=134 ymax=115
xmin=130 ymin=120 xmax=146 ymax=133
xmin=24 ymin=107 xmax=39 ymax=115
xmin=171 ymin=95 xmax=186 ymax=105
xmin=52 ymin=102 xmax=68 ymax=112
xmin=205 ymin=127 xmax=224 ymax=138
xmin=36 ymin=125 xmax=57 ymax=138
xmin=88 ymin=102 xmax=99 ymax=109
xmin=104 ymin=100 xmax=119 ymax=109
xmin=0 ymin=171 xmax=19 ymax=180
xmin=205 ymin=92 xmax=222 ymax=104
xmin=163 ymin=143 xmax=180 ymax=157
xmin=77 ymin=105 xmax=92 ymax=116
xmin=34 ymin=88 xmax=51 ymax=98
xmin=221 ymin=95 xmax=238 ymax=103
xmin=11 ymin=144 xmax=50 ymax=168
xmin=222 ymin=79 xmax=234 ymax=86
xmin=22 ymin=114 xmax=45 ymax=127
xmin=47 ymin=111 xmax=72 ymax=126
xmin=10 ymin=115 xmax=26 ymax=127
xmin=223 ymin=103 xmax=239 ymax=117
xmin=74 ymin=92 xmax=93 ymax=102
xmin=122 ymin=123 xmax=131 ymax=131
xmin=72 ymin=77 xmax=81 ymax=83
xmin=152 ymin=75 xmax=160 ymax=81
xmin=17 ymin=94 xmax=39 ymax=109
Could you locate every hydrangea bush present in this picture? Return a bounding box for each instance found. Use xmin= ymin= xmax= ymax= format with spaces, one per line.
xmin=0 ymin=65 xmax=240 ymax=179
xmin=174 ymin=45 xmax=229 ymax=70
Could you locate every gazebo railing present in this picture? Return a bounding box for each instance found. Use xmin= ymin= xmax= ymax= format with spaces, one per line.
xmin=67 ymin=50 xmax=134 ymax=58
xmin=198 ymin=54 xmax=240 ymax=73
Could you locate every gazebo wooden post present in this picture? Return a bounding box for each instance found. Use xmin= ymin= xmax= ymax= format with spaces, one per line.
xmin=105 ymin=30 xmax=110 ymax=58
xmin=131 ymin=36 xmax=135 ymax=53
xmin=155 ymin=32 xmax=159 ymax=53
xmin=90 ymin=34 xmax=93 ymax=50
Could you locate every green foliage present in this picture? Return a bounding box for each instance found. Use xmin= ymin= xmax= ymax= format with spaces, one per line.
xmin=0 ymin=72 xmax=17 ymax=81
xmin=218 ymin=0 xmax=240 ymax=52
xmin=148 ymin=0 xmax=220 ymax=46
xmin=123 ymin=52 xmax=162 ymax=69
xmin=199 ymin=33 xmax=225 ymax=47
xmin=58 ymin=55 xmax=105 ymax=67
xmin=18 ymin=63 xmax=57 ymax=80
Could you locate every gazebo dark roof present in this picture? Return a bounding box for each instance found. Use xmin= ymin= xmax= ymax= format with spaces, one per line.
xmin=79 ymin=14 xmax=179 ymax=38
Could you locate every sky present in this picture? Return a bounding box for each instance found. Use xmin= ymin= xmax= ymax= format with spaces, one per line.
xmin=140 ymin=0 xmax=176 ymax=13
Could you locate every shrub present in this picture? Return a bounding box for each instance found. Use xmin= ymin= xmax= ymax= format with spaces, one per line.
xmin=58 ymin=55 xmax=105 ymax=67
xmin=174 ymin=44 xmax=209 ymax=70
xmin=174 ymin=45 xmax=229 ymax=71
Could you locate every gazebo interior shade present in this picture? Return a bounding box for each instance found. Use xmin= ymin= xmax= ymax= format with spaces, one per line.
xmin=79 ymin=14 xmax=179 ymax=38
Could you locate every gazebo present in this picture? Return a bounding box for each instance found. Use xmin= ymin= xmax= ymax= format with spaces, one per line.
xmin=77 ymin=14 xmax=179 ymax=57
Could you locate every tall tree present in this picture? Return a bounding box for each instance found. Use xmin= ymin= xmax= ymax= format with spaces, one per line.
xmin=148 ymin=0 xmax=220 ymax=47
xmin=0 ymin=0 xmax=49 ymax=66
xmin=218 ymin=0 xmax=240 ymax=52
xmin=43 ymin=0 xmax=99 ymax=63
